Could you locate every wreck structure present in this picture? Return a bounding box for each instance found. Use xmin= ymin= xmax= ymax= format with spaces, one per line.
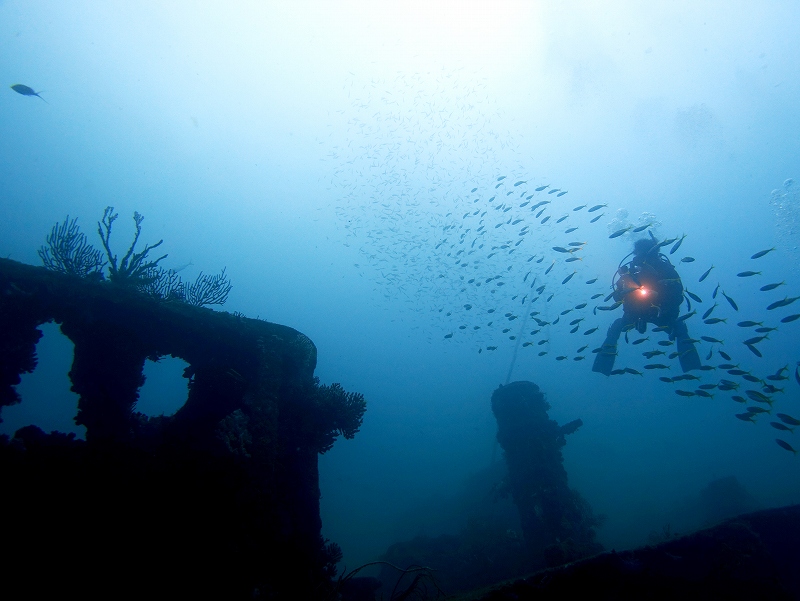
xmin=491 ymin=380 xmax=603 ymax=568
xmin=0 ymin=257 xmax=364 ymax=599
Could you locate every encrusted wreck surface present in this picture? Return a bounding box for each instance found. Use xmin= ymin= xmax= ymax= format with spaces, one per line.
xmin=460 ymin=504 xmax=800 ymax=600
xmin=0 ymin=258 xmax=361 ymax=599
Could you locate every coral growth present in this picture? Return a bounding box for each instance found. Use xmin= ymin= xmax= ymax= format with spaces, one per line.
xmin=38 ymin=216 xmax=106 ymax=278
xmin=98 ymin=206 xmax=167 ymax=286
xmin=40 ymin=208 xmax=232 ymax=306
xmin=310 ymin=379 xmax=367 ymax=453
xmin=184 ymin=268 xmax=233 ymax=306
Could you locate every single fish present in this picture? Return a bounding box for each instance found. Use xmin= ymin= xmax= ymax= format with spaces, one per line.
xmin=588 ymin=204 xmax=607 ymax=212
xmin=631 ymin=223 xmax=652 ymax=233
xmin=670 ymin=234 xmax=686 ymax=255
xmin=746 ymin=390 xmax=772 ymax=404
xmin=781 ymin=314 xmax=800 ymax=323
xmin=699 ymin=265 xmax=714 ymax=282
xmin=745 ymin=344 xmax=763 ymax=358
xmin=776 ymin=439 xmax=798 ymax=454
xmin=750 ymin=247 xmax=776 ymax=259
xmin=590 ymin=214 xmax=604 ymax=223
xmin=767 ymin=296 xmax=800 ymax=310
xmin=680 ymin=256 xmax=695 ymax=263
xmin=702 ymin=303 xmax=718 ymax=320
xmin=685 ymin=290 xmax=702 ymax=303
xmin=11 ymin=83 xmax=48 ymax=103
xmin=609 ymin=226 xmax=631 ymax=239
xmin=737 ymin=270 xmax=761 ymax=277
xmin=737 ymin=320 xmax=763 ymax=327
xmin=777 ymin=413 xmax=800 ymax=426
xmin=535 ymin=185 xmax=549 ymax=191
xmin=760 ymin=281 xmax=785 ymax=291
xmin=721 ymin=291 xmax=739 ymax=311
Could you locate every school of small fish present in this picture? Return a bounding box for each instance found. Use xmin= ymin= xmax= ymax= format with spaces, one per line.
xmin=325 ymin=70 xmax=799 ymax=456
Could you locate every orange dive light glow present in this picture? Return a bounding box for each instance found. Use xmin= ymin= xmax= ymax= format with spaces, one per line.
xmin=637 ymin=286 xmax=649 ymax=298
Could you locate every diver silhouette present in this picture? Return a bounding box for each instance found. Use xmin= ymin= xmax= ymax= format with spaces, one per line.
xmin=592 ymin=236 xmax=702 ymax=375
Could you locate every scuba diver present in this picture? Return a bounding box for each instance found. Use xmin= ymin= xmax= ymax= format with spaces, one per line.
xmin=592 ymin=236 xmax=702 ymax=375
